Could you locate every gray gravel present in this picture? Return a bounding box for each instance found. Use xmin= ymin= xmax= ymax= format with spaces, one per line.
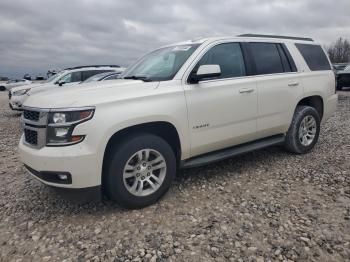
xmin=0 ymin=91 xmax=349 ymax=262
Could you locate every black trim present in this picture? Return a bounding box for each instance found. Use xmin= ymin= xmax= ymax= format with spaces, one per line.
xmin=238 ymin=34 xmax=313 ymax=42
xmin=181 ymin=134 xmax=285 ymax=169
xmin=240 ymin=42 xmax=256 ymax=76
xmin=64 ymin=65 xmax=120 ymax=70
xmin=281 ymin=44 xmax=297 ymax=72
xmin=24 ymin=165 xmax=72 ymax=184
xmin=51 ymin=186 xmax=102 ymax=204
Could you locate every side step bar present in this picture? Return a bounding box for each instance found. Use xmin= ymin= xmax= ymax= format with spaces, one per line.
xmin=181 ymin=134 xmax=285 ymax=169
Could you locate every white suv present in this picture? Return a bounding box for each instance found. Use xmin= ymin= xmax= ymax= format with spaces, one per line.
xmin=9 ymin=65 xmax=124 ymax=110
xmin=19 ymin=35 xmax=337 ymax=208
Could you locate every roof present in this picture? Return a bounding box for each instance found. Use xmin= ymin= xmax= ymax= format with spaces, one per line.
xmin=170 ymin=34 xmax=316 ymax=47
xmin=238 ymin=34 xmax=314 ymax=42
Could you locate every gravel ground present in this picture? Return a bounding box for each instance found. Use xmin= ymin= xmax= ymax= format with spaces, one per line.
xmin=0 ymin=91 xmax=349 ymax=262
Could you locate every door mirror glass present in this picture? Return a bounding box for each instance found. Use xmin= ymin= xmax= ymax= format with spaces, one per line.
xmin=191 ymin=64 xmax=221 ymax=83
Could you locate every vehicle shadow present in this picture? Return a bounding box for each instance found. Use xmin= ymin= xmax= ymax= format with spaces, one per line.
xmin=13 ymin=144 xmax=289 ymax=222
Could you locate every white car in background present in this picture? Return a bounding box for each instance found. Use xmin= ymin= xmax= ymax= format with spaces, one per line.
xmin=9 ymin=65 xmax=124 ymax=110
xmin=0 ymin=79 xmax=32 ymax=91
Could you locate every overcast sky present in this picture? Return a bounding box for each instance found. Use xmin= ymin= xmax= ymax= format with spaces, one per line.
xmin=0 ymin=0 xmax=349 ymax=78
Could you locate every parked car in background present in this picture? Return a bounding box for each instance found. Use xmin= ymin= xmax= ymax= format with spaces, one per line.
xmin=0 ymin=79 xmax=32 ymax=92
xmin=19 ymin=34 xmax=337 ymax=208
xmin=333 ymin=63 xmax=349 ymax=73
xmin=336 ymin=64 xmax=350 ymax=90
xmin=23 ymin=74 xmax=32 ymax=81
xmin=35 ymin=76 xmax=46 ymax=81
xmin=81 ymin=71 xmax=122 ymax=83
xmin=9 ymin=65 xmax=124 ymax=110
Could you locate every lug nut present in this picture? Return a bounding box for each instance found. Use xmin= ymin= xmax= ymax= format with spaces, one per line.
xmin=136 ymin=173 xmax=140 ymax=177
xmin=142 ymin=163 xmax=146 ymax=167
xmin=147 ymin=173 xmax=150 ymax=176
xmin=141 ymin=176 xmax=145 ymax=180
xmin=148 ymin=166 xmax=151 ymax=170
xmin=137 ymin=166 xmax=141 ymax=170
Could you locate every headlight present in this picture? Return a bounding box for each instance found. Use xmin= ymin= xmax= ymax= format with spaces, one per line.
xmin=13 ymin=88 xmax=31 ymax=96
xmin=46 ymin=108 xmax=94 ymax=146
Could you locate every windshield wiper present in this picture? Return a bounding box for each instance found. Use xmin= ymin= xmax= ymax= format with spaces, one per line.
xmin=123 ymin=75 xmax=152 ymax=82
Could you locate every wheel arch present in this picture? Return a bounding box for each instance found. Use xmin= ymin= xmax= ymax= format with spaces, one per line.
xmin=296 ymin=95 xmax=324 ymax=120
xmin=102 ymin=121 xmax=182 ymax=184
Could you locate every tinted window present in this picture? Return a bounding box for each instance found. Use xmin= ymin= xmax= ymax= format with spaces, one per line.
xmin=250 ymin=43 xmax=284 ymax=75
xmin=104 ymin=74 xmax=121 ymax=80
xmin=71 ymin=72 xmax=82 ymax=82
xmin=196 ymin=43 xmax=246 ymax=79
xmin=59 ymin=72 xmax=82 ymax=83
xmin=81 ymin=70 xmax=112 ymax=81
xmin=295 ymin=44 xmax=331 ymax=71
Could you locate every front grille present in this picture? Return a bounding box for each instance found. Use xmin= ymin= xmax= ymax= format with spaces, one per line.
xmin=23 ymin=110 xmax=40 ymax=121
xmin=24 ymin=129 xmax=38 ymax=146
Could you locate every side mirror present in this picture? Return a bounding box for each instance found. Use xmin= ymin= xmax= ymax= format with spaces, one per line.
xmin=57 ymin=80 xmax=65 ymax=86
xmin=190 ymin=64 xmax=221 ymax=83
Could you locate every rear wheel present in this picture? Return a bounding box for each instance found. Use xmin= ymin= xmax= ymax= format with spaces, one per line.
xmin=284 ymin=106 xmax=320 ymax=154
xmin=104 ymin=133 xmax=176 ymax=209
xmin=0 ymin=86 xmax=5 ymax=91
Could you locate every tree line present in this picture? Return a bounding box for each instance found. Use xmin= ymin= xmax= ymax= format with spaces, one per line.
xmin=327 ymin=37 xmax=350 ymax=63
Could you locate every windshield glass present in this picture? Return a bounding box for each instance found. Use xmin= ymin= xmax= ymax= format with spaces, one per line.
xmin=122 ymin=44 xmax=199 ymax=81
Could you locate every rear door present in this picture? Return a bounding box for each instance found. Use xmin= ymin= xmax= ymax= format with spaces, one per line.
xmin=248 ymin=42 xmax=303 ymax=138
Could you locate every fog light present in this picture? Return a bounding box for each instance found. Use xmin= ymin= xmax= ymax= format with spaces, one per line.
xmin=55 ymin=127 xmax=69 ymax=137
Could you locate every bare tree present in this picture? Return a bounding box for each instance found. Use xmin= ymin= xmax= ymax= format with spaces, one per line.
xmin=327 ymin=37 xmax=350 ymax=63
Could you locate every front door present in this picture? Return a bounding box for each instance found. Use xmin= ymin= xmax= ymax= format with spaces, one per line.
xmin=184 ymin=42 xmax=258 ymax=157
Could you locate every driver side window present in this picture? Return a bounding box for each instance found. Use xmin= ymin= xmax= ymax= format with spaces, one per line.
xmin=196 ymin=43 xmax=246 ymax=80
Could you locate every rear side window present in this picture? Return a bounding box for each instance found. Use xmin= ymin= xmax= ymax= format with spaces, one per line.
xmin=196 ymin=42 xmax=246 ymax=79
xmin=71 ymin=72 xmax=82 ymax=82
xmin=81 ymin=70 xmax=112 ymax=81
xmin=104 ymin=74 xmax=121 ymax=80
xmin=295 ymin=44 xmax=331 ymax=71
xmin=250 ymin=43 xmax=285 ymax=75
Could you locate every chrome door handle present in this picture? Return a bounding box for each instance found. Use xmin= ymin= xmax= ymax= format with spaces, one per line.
xmin=239 ymin=88 xmax=254 ymax=93
xmin=288 ymin=82 xmax=299 ymax=87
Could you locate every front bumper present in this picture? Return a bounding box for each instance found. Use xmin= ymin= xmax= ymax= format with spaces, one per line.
xmin=19 ymin=135 xmax=102 ymax=188
xmin=322 ymin=93 xmax=338 ymax=123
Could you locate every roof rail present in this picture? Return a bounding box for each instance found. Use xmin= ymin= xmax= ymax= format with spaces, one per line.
xmin=64 ymin=65 xmax=121 ymax=70
xmin=238 ymin=34 xmax=314 ymax=42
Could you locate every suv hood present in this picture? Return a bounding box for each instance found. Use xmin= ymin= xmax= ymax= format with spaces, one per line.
xmin=23 ymin=80 xmax=160 ymax=109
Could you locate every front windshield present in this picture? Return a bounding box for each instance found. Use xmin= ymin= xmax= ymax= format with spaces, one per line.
xmin=122 ymin=44 xmax=199 ymax=81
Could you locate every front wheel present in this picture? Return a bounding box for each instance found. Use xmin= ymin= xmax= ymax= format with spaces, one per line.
xmin=104 ymin=133 xmax=176 ymax=209
xmin=284 ymin=106 xmax=320 ymax=154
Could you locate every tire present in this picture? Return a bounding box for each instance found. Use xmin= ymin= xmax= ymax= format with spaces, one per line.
xmin=104 ymin=133 xmax=176 ymax=209
xmin=0 ymin=86 xmax=5 ymax=91
xmin=284 ymin=106 xmax=320 ymax=154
